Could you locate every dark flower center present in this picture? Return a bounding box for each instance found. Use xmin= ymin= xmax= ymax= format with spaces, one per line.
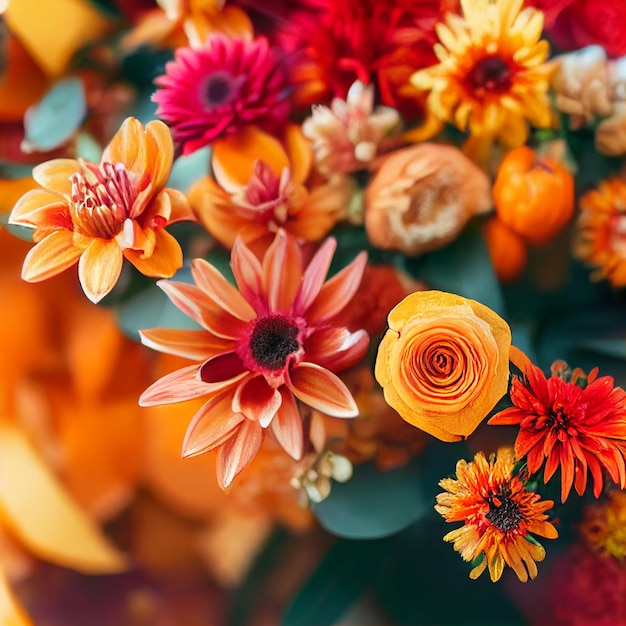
xmin=202 ymin=71 xmax=244 ymax=110
xmin=249 ymin=315 xmax=300 ymax=371
xmin=485 ymin=484 xmax=524 ymax=532
xmin=467 ymin=55 xmax=513 ymax=96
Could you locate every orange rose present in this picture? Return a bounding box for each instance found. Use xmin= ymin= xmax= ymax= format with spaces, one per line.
xmin=374 ymin=291 xmax=511 ymax=441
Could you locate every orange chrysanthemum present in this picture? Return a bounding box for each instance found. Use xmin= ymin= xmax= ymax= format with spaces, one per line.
xmin=189 ymin=125 xmax=351 ymax=249
xmin=436 ymin=448 xmax=558 ymax=582
xmin=574 ymin=177 xmax=626 ymax=287
xmin=578 ymin=490 xmax=626 ymax=560
xmin=409 ymin=0 xmax=556 ymax=151
xmin=139 ymin=229 xmax=369 ymax=489
xmin=9 ymin=117 xmax=194 ymax=303
xmin=489 ymin=361 xmax=626 ymax=503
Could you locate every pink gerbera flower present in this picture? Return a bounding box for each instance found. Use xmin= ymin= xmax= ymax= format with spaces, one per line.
xmin=152 ymin=34 xmax=290 ymax=155
xmin=139 ymin=230 xmax=369 ymax=488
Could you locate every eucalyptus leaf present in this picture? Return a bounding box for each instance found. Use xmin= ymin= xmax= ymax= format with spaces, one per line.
xmin=23 ymin=77 xmax=86 ymax=151
xmin=0 ymin=212 xmax=33 ymax=241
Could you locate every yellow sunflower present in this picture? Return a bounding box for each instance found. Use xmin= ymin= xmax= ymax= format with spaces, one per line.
xmin=409 ymin=0 xmax=557 ymax=154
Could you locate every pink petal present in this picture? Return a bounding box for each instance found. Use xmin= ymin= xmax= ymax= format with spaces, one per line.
xmin=139 ymin=364 xmax=212 ymax=406
xmin=287 ymin=362 xmax=358 ymax=418
xmin=305 ymin=328 xmax=369 ymax=372
xmin=139 ymin=328 xmax=227 ymax=361
xmin=306 ymin=251 xmax=367 ymax=323
xmin=269 ymin=388 xmax=303 ymax=460
xmin=231 ymin=237 xmax=264 ymax=307
xmin=262 ymin=230 xmax=302 ymax=312
xmin=21 ymin=230 xmax=83 ymax=282
xmin=232 ymin=375 xmax=282 ymax=427
xmin=158 ymin=280 xmax=247 ymax=339
xmin=199 ymin=352 xmax=247 ymax=383
xmin=216 ymin=420 xmax=264 ymax=489
xmin=295 ymin=236 xmax=336 ymax=313
xmin=191 ymin=258 xmax=256 ymax=321
xmin=182 ymin=393 xmax=245 ymax=457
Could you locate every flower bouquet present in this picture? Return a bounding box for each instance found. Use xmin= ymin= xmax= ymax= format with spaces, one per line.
xmin=2 ymin=0 xmax=626 ymax=624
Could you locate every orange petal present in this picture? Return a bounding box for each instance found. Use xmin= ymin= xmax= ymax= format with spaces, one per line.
xmin=0 ymin=566 xmax=34 ymax=626
xmin=269 ymin=388 xmax=303 ymax=460
xmin=21 ymin=230 xmax=82 ymax=282
xmin=139 ymin=328 xmax=225 ymax=361
xmin=182 ymin=394 xmax=245 ymax=458
xmin=144 ymin=119 xmax=174 ymax=192
xmin=0 ymin=423 xmax=127 ymax=573
xmin=9 ymin=188 xmax=69 ymax=227
xmin=215 ymin=420 xmax=263 ymax=489
xmin=283 ymin=123 xmax=312 ymax=184
xmin=0 ymin=178 xmax=40 ymax=214
xmin=32 ymin=158 xmax=81 ymax=197
xmin=231 ymin=237 xmax=264 ymax=303
xmin=103 ymin=117 xmax=148 ymax=177
xmin=139 ymin=364 xmax=212 ymax=406
xmin=123 ymin=228 xmax=183 ymax=278
xmin=162 ymin=188 xmax=195 ymax=224
xmin=262 ymin=230 xmax=303 ymax=312
xmin=288 ymin=363 xmax=358 ymax=418
xmin=78 ymin=238 xmax=123 ymax=303
xmin=296 ymin=236 xmax=336 ymax=312
xmin=191 ymin=258 xmax=256 ymax=321
xmin=212 ymin=126 xmax=289 ymax=192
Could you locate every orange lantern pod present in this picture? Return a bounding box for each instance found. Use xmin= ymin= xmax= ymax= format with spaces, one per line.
xmin=483 ymin=216 xmax=528 ymax=284
xmin=493 ymin=146 xmax=575 ymax=246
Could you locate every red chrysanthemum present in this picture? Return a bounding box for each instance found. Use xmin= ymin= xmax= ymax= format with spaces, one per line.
xmin=152 ymin=34 xmax=290 ymax=155
xmin=489 ymin=360 xmax=626 ymax=503
xmin=139 ymin=230 xmax=369 ymax=488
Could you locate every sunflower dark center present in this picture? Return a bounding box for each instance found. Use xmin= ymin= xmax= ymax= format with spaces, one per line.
xmin=249 ymin=315 xmax=300 ymax=371
xmin=485 ymin=485 xmax=524 ymax=532
xmin=467 ymin=55 xmax=513 ymax=95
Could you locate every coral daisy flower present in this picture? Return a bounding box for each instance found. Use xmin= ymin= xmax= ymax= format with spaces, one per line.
xmin=574 ymin=177 xmax=626 ymax=287
xmin=139 ymin=229 xmax=369 ymax=489
xmin=489 ymin=361 xmax=626 ymax=503
xmin=8 ymin=117 xmax=194 ymax=303
xmin=409 ymin=0 xmax=556 ymax=151
xmin=152 ymin=34 xmax=290 ymax=155
xmin=436 ymin=448 xmax=558 ymax=582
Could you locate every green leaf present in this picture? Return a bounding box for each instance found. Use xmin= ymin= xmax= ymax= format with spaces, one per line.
xmin=282 ymin=538 xmax=389 ymax=626
xmin=0 ymin=212 xmax=33 ymax=241
xmin=314 ymin=441 xmax=468 ymax=540
xmin=406 ymin=222 xmax=505 ymax=315
xmin=23 ymin=77 xmax=86 ymax=151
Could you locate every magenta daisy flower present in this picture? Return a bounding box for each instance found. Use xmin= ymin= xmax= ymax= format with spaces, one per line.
xmin=139 ymin=230 xmax=369 ymax=488
xmin=152 ymin=34 xmax=291 ymax=155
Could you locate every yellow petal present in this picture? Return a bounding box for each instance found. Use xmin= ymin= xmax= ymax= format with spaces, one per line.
xmin=0 ymin=566 xmax=33 ymax=626
xmin=78 ymin=238 xmax=123 ymax=303
xmin=0 ymin=423 xmax=127 ymax=573
xmin=123 ymin=228 xmax=183 ymax=278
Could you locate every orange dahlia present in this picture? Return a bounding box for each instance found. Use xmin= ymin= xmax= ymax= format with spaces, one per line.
xmin=8 ymin=117 xmax=194 ymax=303
xmin=139 ymin=229 xmax=369 ymax=488
xmin=436 ymin=448 xmax=558 ymax=582
xmin=574 ymin=177 xmax=626 ymax=287
xmin=409 ymin=0 xmax=556 ymax=150
xmin=489 ymin=361 xmax=626 ymax=503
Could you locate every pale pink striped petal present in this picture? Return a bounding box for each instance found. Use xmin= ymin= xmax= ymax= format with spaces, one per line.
xmin=262 ymin=230 xmax=302 ymax=312
xmin=191 ymin=258 xmax=256 ymax=321
xmin=306 ymin=251 xmax=367 ymax=322
xmin=305 ymin=328 xmax=369 ymax=372
xmin=232 ymin=375 xmax=282 ymax=427
xmin=139 ymin=364 xmax=210 ymax=406
xmin=231 ymin=237 xmax=264 ymax=307
xmin=287 ymin=362 xmax=358 ymax=418
xmin=216 ymin=420 xmax=264 ymax=489
xmin=21 ymin=230 xmax=83 ymax=282
xmin=139 ymin=328 xmax=227 ymax=360
xmin=182 ymin=393 xmax=245 ymax=457
xmin=78 ymin=238 xmax=124 ymax=303
xmin=269 ymin=388 xmax=303 ymax=460
xmin=295 ymin=236 xmax=336 ymax=313
xmin=158 ymin=280 xmax=247 ymax=339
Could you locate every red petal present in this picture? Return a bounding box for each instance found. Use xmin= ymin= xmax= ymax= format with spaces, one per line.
xmin=232 ymin=375 xmax=282 ymax=427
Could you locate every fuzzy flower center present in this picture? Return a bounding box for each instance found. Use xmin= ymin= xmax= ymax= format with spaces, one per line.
xmin=467 ymin=55 xmax=513 ymax=97
xmin=70 ymin=162 xmax=136 ymax=239
xmin=201 ymin=71 xmax=246 ymax=111
xmin=249 ymin=315 xmax=301 ymax=372
xmin=485 ymin=484 xmax=524 ymax=532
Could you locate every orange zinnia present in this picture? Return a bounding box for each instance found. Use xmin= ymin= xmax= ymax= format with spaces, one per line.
xmin=9 ymin=117 xmax=194 ymax=303
xmin=489 ymin=361 xmax=626 ymax=503
xmin=436 ymin=448 xmax=558 ymax=582
xmin=139 ymin=229 xmax=369 ymax=488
